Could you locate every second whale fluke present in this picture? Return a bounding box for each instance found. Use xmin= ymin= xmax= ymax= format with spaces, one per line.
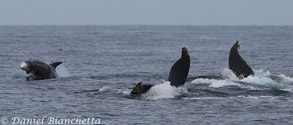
xmin=229 ymin=41 xmax=254 ymax=79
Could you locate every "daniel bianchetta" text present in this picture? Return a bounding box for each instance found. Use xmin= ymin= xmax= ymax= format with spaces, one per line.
xmin=10 ymin=116 xmax=101 ymax=125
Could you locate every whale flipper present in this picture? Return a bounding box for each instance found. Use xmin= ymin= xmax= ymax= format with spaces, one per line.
xmin=229 ymin=41 xmax=254 ymax=78
xmin=130 ymin=82 xmax=153 ymax=97
xmin=50 ymin=62 xmax=62 ymax=69
xmin=168 ymin=47 xmax=190 ymax=87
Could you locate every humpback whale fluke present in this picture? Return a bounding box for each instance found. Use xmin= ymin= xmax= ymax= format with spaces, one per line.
xmin=168 ymin=47 xmax=190 ymax=87
xmin=130 ymin=82 xmax=153 ymax=97
xmin=20 ymin=60 xmax=62 ymax=80
xmin=229 ymin=41 xmax=254 ymax=79
xmin=130 ymin=47 xmax=190 ymax=97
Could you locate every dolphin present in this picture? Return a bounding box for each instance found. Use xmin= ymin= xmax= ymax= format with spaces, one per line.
xmin=20 ymin=60 xmax=62 ymax=80
xmin=229 ymin=41 xmax=254 ymax=79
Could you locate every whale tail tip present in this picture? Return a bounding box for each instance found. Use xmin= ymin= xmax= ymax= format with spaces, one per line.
xmin=233 ymin=41 xmax=240 ymax=49
xmin=130 ymin=82 xmax=142 ymax=96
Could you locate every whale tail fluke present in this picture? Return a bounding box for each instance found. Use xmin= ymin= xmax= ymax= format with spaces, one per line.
xmin=229 ymin=41 xmax=254 ymax=79
xmin=50 ymin=62 xmax=62 ymax=69
xmin=168 ymin=47 xmax=190 ymax=87
xmin=130 ymin=82 xmax=142 ymax=96
xmin=130 ymin=82 xmax=153 ymax=97
xmin=130 ymin=47 xmax=190 ymax=97
xmin=234 ymin=41 xmax=240 ymax=49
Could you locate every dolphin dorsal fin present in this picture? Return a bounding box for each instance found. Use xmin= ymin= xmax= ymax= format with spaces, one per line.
xmin=50 ymin=62 xmax=62 ymax=69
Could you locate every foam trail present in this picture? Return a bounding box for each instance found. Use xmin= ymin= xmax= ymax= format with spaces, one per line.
xmin=142 ymin=81 xmax=181 ymax=100
xmin=192 ymin=69 xmax=240 ymax=88
xmin=192 ymin=78 xmax=239 ymax=88
xmin=240 ymin=70 xmax=292 ymax=90
xmin=99 ymin=86 xmax=112 ymax=92
xmin=191 ymin=68 xmax=293 ymax=91
xmin=116 ymin=88 xmax=132 ymax=96
xmin=56 ymin=64 xmax=70 ymax=77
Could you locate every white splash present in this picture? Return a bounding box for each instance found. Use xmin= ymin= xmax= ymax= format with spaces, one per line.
xmin=116 ymin=88 xmax=132 ymax=96
xmin=192 ymin=69 xmax=239 ymax=88
xmin=192 ymin=78 xmax=239 ymax=88
xmin=99 ymin=86 xmax=112 ymax=92
xmin=20 ymin=62 xmax=29 ymax=71
xmin=56 ymin=64 xmax=70 ymax=77
xmin=142 ymin=81 xmax=182 ymax=100
xmin=191 ymin=68 xmax=293 ymax=91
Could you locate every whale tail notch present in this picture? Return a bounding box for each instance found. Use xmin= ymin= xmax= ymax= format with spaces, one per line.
xmin=50 ymin=62 xmax=62 ymax=69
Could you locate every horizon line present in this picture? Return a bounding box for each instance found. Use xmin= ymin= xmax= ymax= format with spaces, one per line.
xmin=0 ymin=24 xmax=292 ymax=26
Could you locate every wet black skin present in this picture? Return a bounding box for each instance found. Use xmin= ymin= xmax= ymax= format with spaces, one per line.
xmin=168 ymin=47 xmax=190 ymax=87
xmin=130 ymin=47 xmax=190 ymax=97
xmin=21 ymin=61 xmax=62 ymax=80
xmin=130 ymin=82 xmax=153 ymax=97
xmin=229 ymin=41 xmax=254 ymax=79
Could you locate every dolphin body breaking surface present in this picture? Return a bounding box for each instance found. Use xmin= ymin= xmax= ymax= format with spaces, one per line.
xmin=229 ymin=41 xmax=254 ymax=79
xmin=130 ymin=47 xmax=190 ymax=97
xmin=20 ymin=60 xmax=62 ymax=80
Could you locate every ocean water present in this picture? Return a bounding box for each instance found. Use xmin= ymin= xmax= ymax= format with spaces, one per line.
xmin=0 ymin=25 xmax=293 ymax=124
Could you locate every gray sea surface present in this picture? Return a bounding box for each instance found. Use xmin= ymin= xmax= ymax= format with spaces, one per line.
xmin=0 ymin=25 xmax=293 ymax=124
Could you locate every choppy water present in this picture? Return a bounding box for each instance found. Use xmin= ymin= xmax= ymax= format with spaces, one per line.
xmin=1 ymin=25 xmax=293 ymax=124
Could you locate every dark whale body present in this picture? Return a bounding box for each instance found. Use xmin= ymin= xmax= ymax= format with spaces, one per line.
xmin=130 ymin=47 xmax=190 ymax=97
xmin=20 ymin=60 xmax=62 ymax=80
xmin=229 ymin=41 xmax=254 ymax=79
xmin=130 ymin=82 xmax=153 ymax=97
xmin=168 ymin=47 xmax=190 ymax=87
